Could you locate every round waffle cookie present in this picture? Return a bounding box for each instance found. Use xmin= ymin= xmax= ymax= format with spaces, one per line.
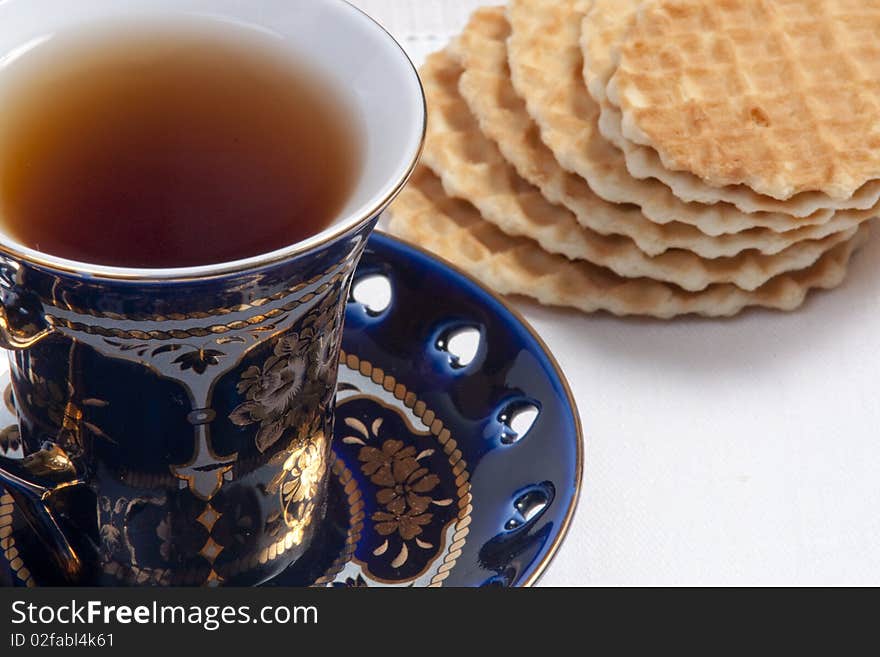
xmin=587 ymin=0 xmax=880 ymax=215
xmin=506 ymin=0 xmax=880 ymax=231
xmin=607 ymin=0 xmax=880 ymax=201
xmin=422 ymin=47 xmax=860 ymax=292
xmin=388 ymin=166 xmax=871 ymax=319
xmin=456 ymin=5 xmax=871 ymax=256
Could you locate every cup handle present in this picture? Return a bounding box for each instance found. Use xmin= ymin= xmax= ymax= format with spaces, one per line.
xmin=0 ymin=286 xmax=87 ymax=583
xmin=0 ymin=285 xmax=54 ymax=350
xmin=0 ymin=443 xmax=87 ymax=582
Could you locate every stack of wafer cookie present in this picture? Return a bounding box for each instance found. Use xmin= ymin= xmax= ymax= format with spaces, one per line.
xmin=388 ymin=0 xmax=880 ymax=318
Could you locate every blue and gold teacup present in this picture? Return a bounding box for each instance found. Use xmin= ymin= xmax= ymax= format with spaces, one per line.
xmin=0 ymin=0 xmax=425 ymax=586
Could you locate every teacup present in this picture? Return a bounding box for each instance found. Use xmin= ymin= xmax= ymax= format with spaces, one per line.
xmin=0 ymin=0 xmax=425 ymax=586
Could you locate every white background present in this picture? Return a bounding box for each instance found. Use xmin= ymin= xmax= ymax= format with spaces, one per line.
xmin=351 ymin=0 xmax=880 ymax=586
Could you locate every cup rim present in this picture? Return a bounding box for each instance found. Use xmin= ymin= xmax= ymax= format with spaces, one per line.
xmin=0 ymin=0 xmax=426 ymax=283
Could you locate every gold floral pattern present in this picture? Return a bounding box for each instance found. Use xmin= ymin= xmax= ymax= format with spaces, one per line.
xmin=23 ymin=368 xmax=112 ymax=458
xmin=98 ymin=497 xmax=129 ymax=559
xmin=171 ymin=348 xmax=225 ymax=374
xmin=344 ymin=409 xmax=456 ymax=574
xmin=360 ymin=440 xmax=440 ymax=540
xmin=98 ymin=494 xmax=170 ymax=572
xmin=25 ymin=374 xmax=67 ymax=427
xmin=229 ymin=291 xmax=344 ymax=453
xmin=156 ymin=515 xmax=173 ymax=562
xmin=332 ymin=574 xmax=369 ymax=588
xmin=0 ymin=424 xmax=21 ymax=456
xmin=264 ymin=428 xmax=328 ymax=544
xmin=104 ymin=341 xmax=228 ymax=374
xmin=333 ymin=349 xmax=473 ymax=586
xmin=372 ymin=508 xmax=433 ymax=542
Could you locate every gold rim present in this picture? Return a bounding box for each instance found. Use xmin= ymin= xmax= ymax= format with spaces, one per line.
xmin=0 ymin=1 xmax=427 ymax=283
xmin=335 ymin=350 xmax=473 ymax=587
xmin=374 ymin=231 xmax=585 ymax=588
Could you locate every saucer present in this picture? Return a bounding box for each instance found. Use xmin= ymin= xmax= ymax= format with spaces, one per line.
xmin=0 ymin=232 xmax=583 ymax=588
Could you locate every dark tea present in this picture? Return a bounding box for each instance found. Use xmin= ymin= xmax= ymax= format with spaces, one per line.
xmin=0 ymin=23 xmax=363 ymax=268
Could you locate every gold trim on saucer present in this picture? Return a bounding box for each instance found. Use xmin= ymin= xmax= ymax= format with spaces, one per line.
xmin=312 ymin=455 xmax=366 ymax=586
xmin=376 ymin=232 xmax=585 ymax=588
xmin=337 ymin=350 xmax=473 ymax=587
xmin=0 ymin=491 xmax=34 ymax=587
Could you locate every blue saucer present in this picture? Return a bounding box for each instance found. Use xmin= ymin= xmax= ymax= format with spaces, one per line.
xmin=0 ymin=232 xmax=583 ymax=588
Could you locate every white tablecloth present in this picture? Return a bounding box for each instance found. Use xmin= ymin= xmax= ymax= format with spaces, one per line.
xmin=352 ymin=0 xmax=880 ymax=586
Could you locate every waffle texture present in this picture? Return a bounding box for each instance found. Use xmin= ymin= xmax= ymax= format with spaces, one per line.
xmin=422 ymin=47 xmax=859 ymax=291
xmin=457 ymin=6 xmax=872 ymax=256
xmin=608 ymin=0 xmax=880 ymax=200
xmin=388 ymin=167 xmax=870 ymax=318
xmin=507 ymin=0 xmax=879 ymax=231
xmin=384 ymin=0 xmax=876 ymax=318
xmin=585 ymin=0 xmax=880 ymax=214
